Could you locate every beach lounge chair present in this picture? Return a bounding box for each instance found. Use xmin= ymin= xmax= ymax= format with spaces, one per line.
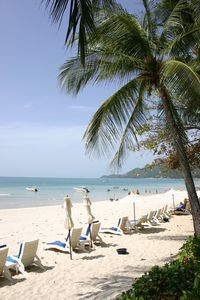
xmin=162 ymin=205 xmax=171 ymax=218
xmin=6 ymin=239 xmax=44 ymax=276
xmin=129 ymin=215 xmax=148 ymax=230
xmin=0 ymin=245 xmax=14 ymax=281
xmin=160 ymin=205 xmax=170 ymax=220
xmin=44 ymin=227 xmax=86 ymax=253
xmin=99 ymin=216 xmax=130 ymax=235
xmin=151 ymin=208 xmax=162 ymax=225
xmin=174 ymin=202 xmax=191 ymax=215
xmin=80 ymin=221 xmax=105 ymax=246
xmin=143 ymin=211 xmax=155 ymax=227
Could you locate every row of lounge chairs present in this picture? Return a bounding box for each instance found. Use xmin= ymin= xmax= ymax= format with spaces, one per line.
xmin=0 ymin=204 xmax=190 ymax=281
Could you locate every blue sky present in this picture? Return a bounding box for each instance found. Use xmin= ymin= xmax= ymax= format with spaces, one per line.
xmin=0 ymin=0 xmax=154 ymax=178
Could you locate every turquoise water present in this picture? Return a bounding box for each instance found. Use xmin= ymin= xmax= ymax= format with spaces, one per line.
xmin=0 ymin=176 xmax=200 ymax=209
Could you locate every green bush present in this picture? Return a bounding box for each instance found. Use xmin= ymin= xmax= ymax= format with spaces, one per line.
xmin=117 ymin=236 xmax=200 ymax=300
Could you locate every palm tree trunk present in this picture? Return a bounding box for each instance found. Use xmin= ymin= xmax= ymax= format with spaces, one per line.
xmin=157 ymin=83 xmax=200 ymax=236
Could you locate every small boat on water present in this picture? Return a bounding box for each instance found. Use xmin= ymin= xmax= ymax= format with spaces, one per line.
xmin=74 ymin=186 xmax=90 ymax=193
xmin=26 ymin=187 xmax=38 ymax=192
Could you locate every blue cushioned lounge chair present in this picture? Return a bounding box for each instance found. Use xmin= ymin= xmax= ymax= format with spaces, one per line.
xmin=44 ymin=227 xmax=87 ymax=253
xmin=99 ymin=216 xmax=130 ymax=235
xmin=6 ymin=239 xmax=44 ymax=276
xmin=80 ymin=221 xmax=105 ymax=247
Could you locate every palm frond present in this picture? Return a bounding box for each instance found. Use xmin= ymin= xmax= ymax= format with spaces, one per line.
xmin=163 ymin=0 xmax=189 ymax=30
xmin=110 ymin=80 xmax=148 ymax=169
xmin=161 ymin=60 xmax=200 ymax=115
xmin=83 ymin=79 xmax=142 ymax=158
xmin=163 ymin=24 xmax=200 ymax=58
xmin=92 ymin=12 xmax=152 ymax=60
xmin=59 ymin=51 xmax=102 ymax=94
xmin=190 ymin=0 xmax=200 ymax=23
xmin=59 ymin=49 xmax=145 ymax=94
xmin=42 ymin=0 xmax=118 ymax=65
xmin=158 ymin=0 xmax=193 ymax=53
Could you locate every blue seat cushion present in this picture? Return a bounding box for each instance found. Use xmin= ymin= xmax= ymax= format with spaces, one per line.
xmin=110 ymin=227 xmax=118 ymax=231
xmin=142 ymin=214 xmax=148 ymax=218
xmin=7 ymin=256 xmax=18 ymax=264
xmin=47 ymin=241 xmax=66 ymax=248
xmin=80 ymin=236 xmax=87 ymax=241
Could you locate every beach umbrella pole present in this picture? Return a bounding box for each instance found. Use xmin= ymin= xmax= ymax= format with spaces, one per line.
xmin=133 ymin=202 xmax=136 ymax=231
xmin=89 ymin=224 xmax=93 ymax=248
xmin=172 ymin=194 xmax=175 ymax=211
xmin=69 ymin=229 xmax=72 ymax=260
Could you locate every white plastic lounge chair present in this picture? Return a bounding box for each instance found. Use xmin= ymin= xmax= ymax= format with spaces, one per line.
xmin=160 ymin=205 xmax=170 ymax=220
xmin=162 ymin=205 xmax=171 ymax=218
xmin=143 ymin=211 xmax=155 ymax=227
xmin=0 ymin=245 xmax=14 ymax=282
xmin=44 ymin=227 xmax=86 ymax=253
xmin=151 ymin=208 xmax=162 ymax=225
xmin=6 ymin=239 xmax=44 ymax=276
xmin=129 ymin=215 xmax=148 ymax=230
xmin=99 ymin=216 xmax=130 ymax=235
xmin=80 ymin=221 xmax=105 ymax=246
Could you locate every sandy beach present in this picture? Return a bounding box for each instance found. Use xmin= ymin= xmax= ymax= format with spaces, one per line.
xmin=0 ymin=192 xmax=194 ymax=299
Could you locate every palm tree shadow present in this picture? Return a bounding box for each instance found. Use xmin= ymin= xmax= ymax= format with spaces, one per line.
xmin=138 ymin=227 xmax=167 ymax=234
xmin=146 ymin=234 xmax=190 ymax=241
xmin=75 ymin=265 xmax=150 ymax=300
xmin=82 ymin=255 xmax=105 ymax=260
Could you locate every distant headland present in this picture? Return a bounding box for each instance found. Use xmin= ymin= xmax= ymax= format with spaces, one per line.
xmin=101 ymin=163 xmax=200 ymax=179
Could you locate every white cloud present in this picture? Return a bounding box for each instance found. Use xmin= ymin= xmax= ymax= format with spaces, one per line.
xmin=66 ymin=105 xmax=97 ymax=111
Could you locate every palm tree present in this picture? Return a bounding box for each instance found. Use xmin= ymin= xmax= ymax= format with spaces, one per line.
xmin=58 ymin=2 xmax=200 ymax=235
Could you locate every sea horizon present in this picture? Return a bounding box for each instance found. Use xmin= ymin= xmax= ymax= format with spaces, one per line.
xmin=0 ymin=176 xmax=200 ymax=210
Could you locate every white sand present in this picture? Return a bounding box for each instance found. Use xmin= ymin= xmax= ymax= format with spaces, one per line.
xmin=0 ymin=192 xmax=194 ymax=299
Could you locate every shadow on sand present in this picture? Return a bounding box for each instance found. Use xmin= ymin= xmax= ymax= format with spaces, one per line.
xmin=82 ymin=255 xmax=105 ymax=261
xmin=146 ymin=234 xmax=189 ymax=241
xmin=138 ymin=227 xmax=167 ymax=234
xmin=75 ymin=265 xmax=151 ymax=300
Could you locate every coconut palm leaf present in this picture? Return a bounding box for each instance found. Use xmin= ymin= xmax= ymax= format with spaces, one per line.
xmin=59 ymin=51 xmax=102 ymax=94
xmin=161 ymin=60 xmax=200 ymax=105
xmin=92 ymin=13 xmax=152 ymax=59
xmin=42 ymin=0 xmax=118 ymax=65
xmin=163 ymin=24 xmax=200 ymax=58
xmin=83 ymin=79 xmax=143 ymax=157
xmin=110 ymin=79 xmax=148 ymax=168
xmin=59 ymin=49 xmax=146 ymax=94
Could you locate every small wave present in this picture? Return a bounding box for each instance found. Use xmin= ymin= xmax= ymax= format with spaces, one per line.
xmin=0 ymin=193 xmax=11 ymax=196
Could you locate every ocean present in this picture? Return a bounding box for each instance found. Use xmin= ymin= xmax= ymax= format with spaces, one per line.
xmin=0 ymin=176 xmax=200 ymax=209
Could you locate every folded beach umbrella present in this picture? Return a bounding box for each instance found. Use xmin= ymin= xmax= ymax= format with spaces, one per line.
xmin=64 ymin=195 xmax=74 ymax=259
xmin=164 ymin=189 xmax=177 ymax=209
xmin=119 ymin=193 xmax=141 ymax=227
xmin=83 ymin=195 xmax=95 ymax=247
